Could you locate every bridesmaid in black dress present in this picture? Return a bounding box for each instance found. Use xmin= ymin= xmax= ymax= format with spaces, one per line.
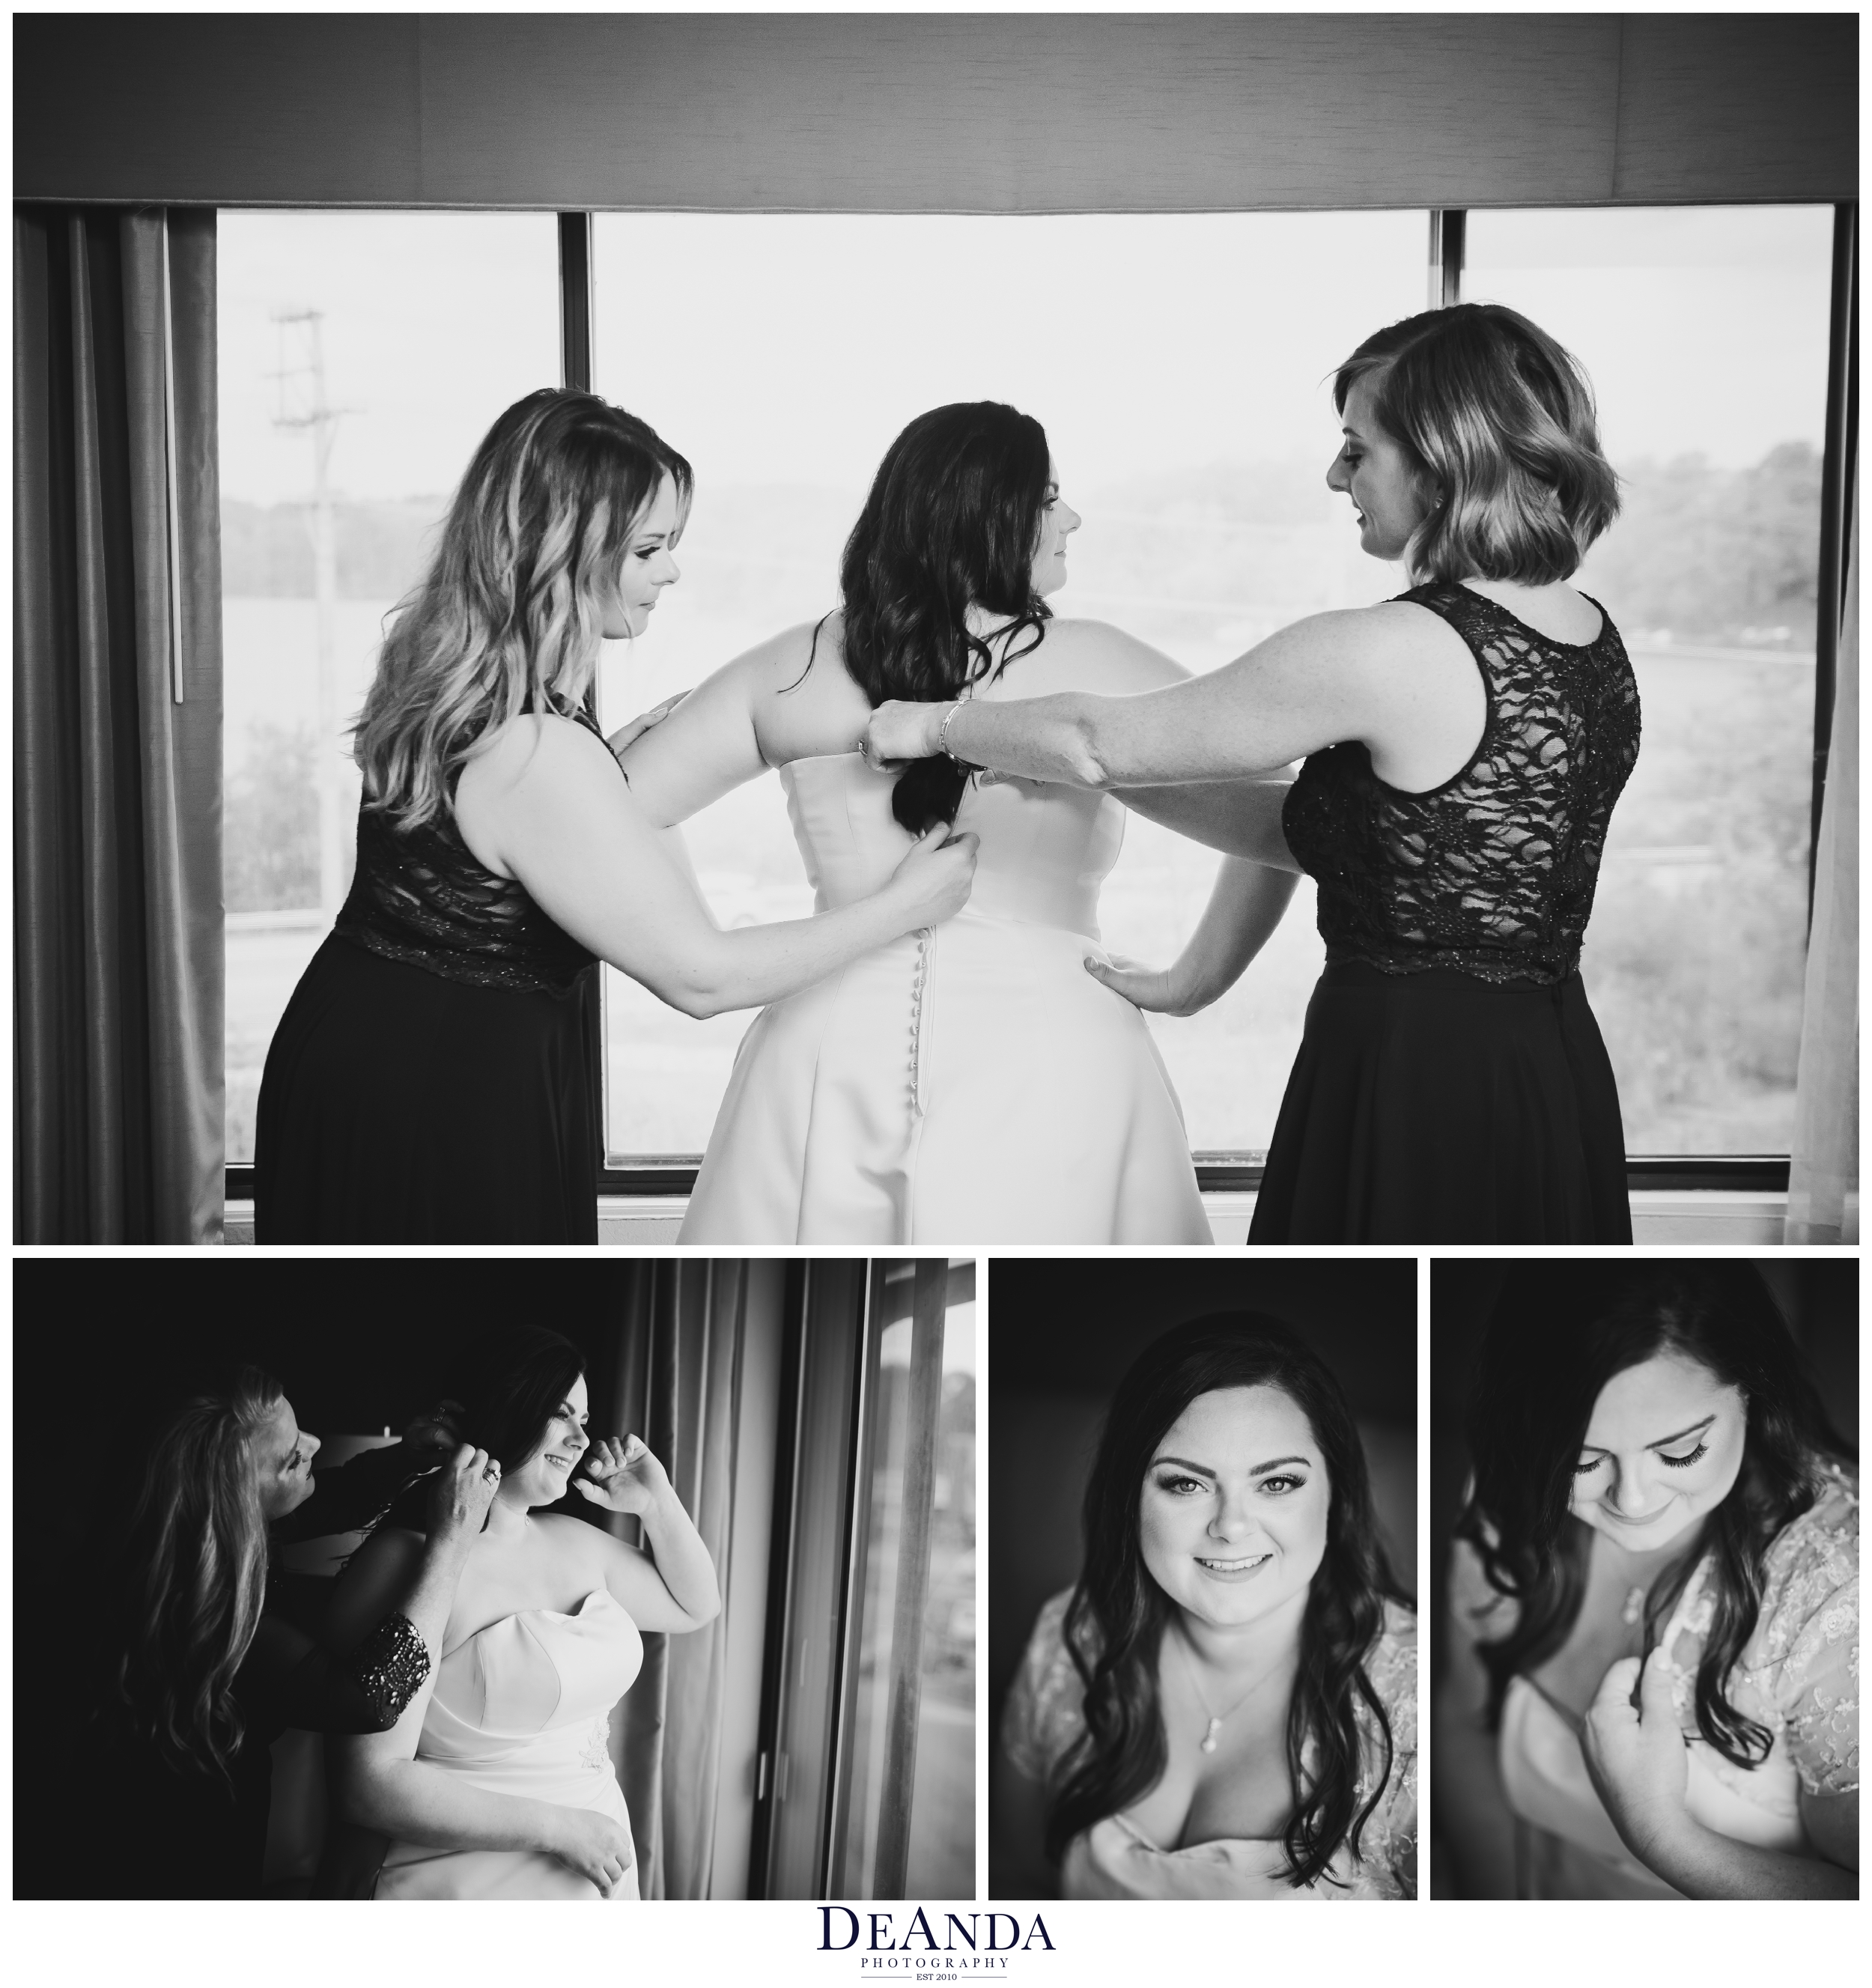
xmin=255 ymin=390 xmax=976 ymax=1241
xmin=862 ymin=304 xmax=1638 ymax=1243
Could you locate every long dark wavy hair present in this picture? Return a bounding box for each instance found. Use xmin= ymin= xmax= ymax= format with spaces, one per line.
xmin=104 ymin=1367 xmax=285 ymax=1782
xmin=1455 ymin=1264 xmax=1852 ymax=1769
xmin=814 ymin=401 xmax=1053 ymax=832
xmin=1048 ymin=1314 xmax=1411 ymax=1888
xmin=382 ymin=1325 xmax=587 ymax=1532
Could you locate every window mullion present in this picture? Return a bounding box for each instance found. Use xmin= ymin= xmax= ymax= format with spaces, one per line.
xmin=1429 ymin=207 xmax=1466 ymax=310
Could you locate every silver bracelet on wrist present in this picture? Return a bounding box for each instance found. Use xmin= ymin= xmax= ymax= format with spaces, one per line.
xmin=937 ymin=702 xmax=965 ymax=762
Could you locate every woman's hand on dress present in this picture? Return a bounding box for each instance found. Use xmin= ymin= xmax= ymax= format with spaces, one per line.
xmin=427 ymin=1444 xmax=502 ymax=1545
xmin=1581 ymin=1652 xmax=1691 ymax=1862
xmin=887 ymin=822 xmax=978 ymax=928
xmin=606 ymin=691 xmax=690 ymax=764
xmin=863 ymin=699 xmax=947 ymax=770
xmin=574 ymin=1435 xmax=669 ymax=1519
xmin=1084 ymin=955 xmax=1196 ymax=1016
xmin=546 ymin=1805 xmax=636 ymax=1896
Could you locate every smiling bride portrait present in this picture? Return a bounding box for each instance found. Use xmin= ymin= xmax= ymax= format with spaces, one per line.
xmin=1432 ymin=1261 xmax=1858 ymax=1900
xmin=990 ymin=1262 xmax=1417 ymax=1900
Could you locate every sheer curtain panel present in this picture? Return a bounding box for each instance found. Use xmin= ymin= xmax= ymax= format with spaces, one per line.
xmin=1786 ymin=492 xmax=1859 ymax=1242
xmin=14 ymin=206 xmax=223 ymax=1242
xmin=592 ymin=1260 xmax=748 ymax=1898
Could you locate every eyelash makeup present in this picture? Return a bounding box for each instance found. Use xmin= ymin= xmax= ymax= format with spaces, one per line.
xmin=1151 ymin=1471 xmax=1308 ymax=1497
xmin=1573 ymin=1441 xmax=1710 ymax=1477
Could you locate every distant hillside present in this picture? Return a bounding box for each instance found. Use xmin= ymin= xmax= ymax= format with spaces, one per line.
xmin=220 ymin=441 xmax=1825 ymax=650
xmin=221 ymin=495 xmax=446 ymax=598
xmin=1578 ymin=442 xmax=1822 ymax=647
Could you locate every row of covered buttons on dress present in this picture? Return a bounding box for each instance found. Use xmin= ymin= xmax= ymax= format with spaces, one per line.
xmin=908 ymin=925 xmax=932 ymax=1119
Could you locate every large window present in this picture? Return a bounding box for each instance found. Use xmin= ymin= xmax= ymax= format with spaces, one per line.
xmin=1464 ymin=207 xmax=1834 ymax=1152
xmin=590 ymin=210 xmax=1424 ymax=1159
xmin=218 ymin=205 xmax=1838 ymax=1180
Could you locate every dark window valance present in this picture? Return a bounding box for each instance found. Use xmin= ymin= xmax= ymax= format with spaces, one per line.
xmin=13 ymin=13 xmax=1857 ymax=213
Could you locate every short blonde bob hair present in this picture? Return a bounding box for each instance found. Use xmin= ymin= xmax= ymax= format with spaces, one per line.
xmin=355 ymin=389 xmax=691 ymax=828
xmin=1335 ymin=304 xmax=1619 ymax=586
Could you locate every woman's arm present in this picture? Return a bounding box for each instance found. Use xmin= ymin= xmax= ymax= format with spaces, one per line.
xmin=1087 ymin=858 xmax=1300 ymax=1017
xmin=252 ymin=1445 xmax=497 ymax=1734
xmin=455 ymin=715 xmax=974 ymax=1018
xmin=1111 ymin=776 xmax=1302 ymax=869
xmin=867 ymin=605 xmax=1433 ymax=787
xmin=1583 ymin=1654 xmax=1858 ymax=1898
xmin=612 ymin=641 xmax=777 ymax=828
xmin=571 ymin=1436 xmax=722 ymax=1633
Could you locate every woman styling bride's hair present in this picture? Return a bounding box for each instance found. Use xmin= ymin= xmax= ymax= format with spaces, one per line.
xmin=322 ymin=1325 xmax=720 ymax=1899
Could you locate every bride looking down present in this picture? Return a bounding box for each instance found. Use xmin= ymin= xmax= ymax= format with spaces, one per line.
xmin=618 ymin=401 xmax=1297 ymax=1243
xmin=323 ymin=1327 xmax=720 ymax=1899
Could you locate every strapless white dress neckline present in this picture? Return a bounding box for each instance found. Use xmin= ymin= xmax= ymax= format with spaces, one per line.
xmin=374 ymin=1589 xmax=642 ymax=1900
xmin=680 ymin=753 xmax=1210 ymax=1243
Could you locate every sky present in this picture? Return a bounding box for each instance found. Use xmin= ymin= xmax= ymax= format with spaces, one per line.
xmin=217 ymin=204 xmax=1835 ymax=510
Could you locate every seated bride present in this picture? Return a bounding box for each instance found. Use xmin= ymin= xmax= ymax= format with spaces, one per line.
xmin=322 ymin=1325 xmax=719 ymax=1899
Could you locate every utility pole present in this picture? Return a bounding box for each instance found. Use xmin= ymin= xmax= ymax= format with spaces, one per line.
xmin=270 ymin=308 xmax=346 ymax=918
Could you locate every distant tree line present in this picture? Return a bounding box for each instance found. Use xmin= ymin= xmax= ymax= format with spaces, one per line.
xmin=221 ymin=495 xmax=446 ymax=599
xmin=1578 ymin=442 xmax=1821 ymax=647
xmin=221 ymin=443 xmax=1822 ymax=651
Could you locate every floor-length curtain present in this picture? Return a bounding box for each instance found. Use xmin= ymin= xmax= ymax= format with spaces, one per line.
xmin=14 ymin=205 xmax=223 ymax=1242
xmin=596 ymin=1260 xmax=747 ymax=1899
xmin=1786 ymin=490 xmax=1859 ymax=1243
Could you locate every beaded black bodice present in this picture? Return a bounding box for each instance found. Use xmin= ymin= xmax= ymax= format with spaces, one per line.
xmin=1282 ymin=582 xmax=1641 ymax=987
xmin=333 ymin=711 xmax=601 ymax=997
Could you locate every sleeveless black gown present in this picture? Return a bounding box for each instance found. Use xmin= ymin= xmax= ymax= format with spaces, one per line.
xmin=1250 ymin=582 xmax=1641 ymax=1244
xmin=254 ymin=717 xmax=604 ymax=1242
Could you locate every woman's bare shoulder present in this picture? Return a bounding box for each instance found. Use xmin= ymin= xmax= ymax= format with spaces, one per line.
xmin=1001 ymin=618 xmax=1187 ymax=695
xmin=463 ymin=709 xmax=614 ymax=791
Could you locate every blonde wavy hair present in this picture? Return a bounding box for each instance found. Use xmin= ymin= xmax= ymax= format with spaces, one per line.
xmin=109 ymin=1367 xmax=285 ymax=1782
xmin=1335 ymin=303 xmax=1620 ymax=587
xmin=353 ymin=389 xmax=693 ymax=828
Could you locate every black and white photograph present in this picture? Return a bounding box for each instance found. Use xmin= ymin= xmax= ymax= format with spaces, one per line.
xmin=1429 ymin=1259 xmax=1858 ymax=1899
xmin=13 ymin=1257 xmax=976 ymax=1903
xmin=10 ymin=12 xmax=1857 ymax=1250
xmin=988 ymin=1259 xmax=1416 ymax=1900
xmin=6 ymin=5 xmax=1862 ymax=1984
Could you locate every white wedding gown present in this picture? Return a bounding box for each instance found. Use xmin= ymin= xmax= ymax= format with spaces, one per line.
xmin=374 ymin=1590 xmax=642 ymax=1900
xmin=681 ymin=754 xmax=1211 ymax=1243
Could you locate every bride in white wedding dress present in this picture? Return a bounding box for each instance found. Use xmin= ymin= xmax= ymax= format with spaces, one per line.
xmin=617 ymin=403 xmax=1295 ymax=1244
xmin=324 ymin=1328 xmax=719 ymax=1899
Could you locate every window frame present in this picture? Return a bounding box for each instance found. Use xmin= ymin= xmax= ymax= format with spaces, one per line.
xmin=221 ymin=198 xmax=1854 ymax=1205
xmin=742 ymin=1256 xmax=970 ymax=1901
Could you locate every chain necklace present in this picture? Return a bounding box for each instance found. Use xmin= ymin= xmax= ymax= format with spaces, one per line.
xmin=1173 ymin=1621 xmax=1280 ymax=1755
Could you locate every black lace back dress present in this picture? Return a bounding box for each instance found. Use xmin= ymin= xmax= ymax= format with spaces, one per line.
xmin=253 ymin=717 xmax=605 ymax=1241
xmin=1250 ymin=581 xmax=1641 ymax=1243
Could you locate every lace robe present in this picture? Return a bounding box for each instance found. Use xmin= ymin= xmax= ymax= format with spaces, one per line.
xmin=1001 ymin=1590 xmax=1416 ymax=1899
xmin=1450 ymin=1460 xmax=1858 ymax=1896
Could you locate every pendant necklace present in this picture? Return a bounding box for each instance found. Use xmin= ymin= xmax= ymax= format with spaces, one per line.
xmin=1174 ymin=1624 xmax=1271 ymax=1755
xmin=1620 ymin=1584 xmax=1647 ymax=1627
